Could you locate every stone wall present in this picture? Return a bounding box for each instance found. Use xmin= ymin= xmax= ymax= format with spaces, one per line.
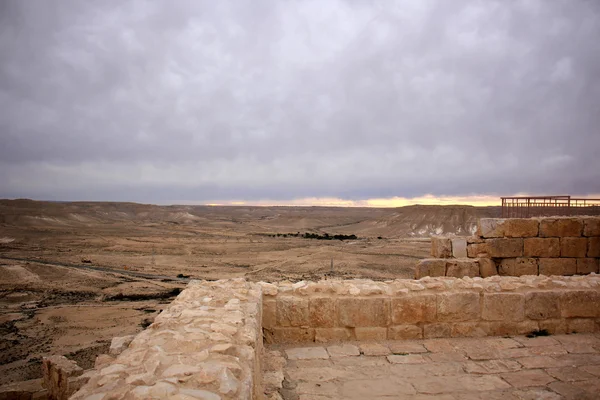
xmin=71 ymin=279 xmax=263 ymax=400
xmin=417 ymin=216 xmax=600 ymax=279
xmin=262 ymin=276 xmax=600 ymax=343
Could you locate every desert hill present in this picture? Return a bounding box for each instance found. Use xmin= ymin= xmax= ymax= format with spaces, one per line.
xmin=0 ymin=199 xmax=500 ymax=238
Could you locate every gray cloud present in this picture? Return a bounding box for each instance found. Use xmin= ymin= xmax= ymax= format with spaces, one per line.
xmin=1 ymin=0 xmax=599 ymax=203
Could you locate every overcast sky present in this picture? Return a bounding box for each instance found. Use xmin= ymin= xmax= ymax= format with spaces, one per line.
xmin=1 ymin=0 xmax=599 ymax=205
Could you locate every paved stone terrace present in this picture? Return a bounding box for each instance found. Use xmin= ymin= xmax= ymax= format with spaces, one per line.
xmin=264 ymin=333 xmax=600 ymax=399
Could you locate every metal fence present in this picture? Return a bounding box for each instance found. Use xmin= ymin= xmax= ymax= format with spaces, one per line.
xmin=501 ymin=196 xmax=600 ymax=218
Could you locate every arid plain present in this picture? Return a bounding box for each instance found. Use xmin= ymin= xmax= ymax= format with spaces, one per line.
xmin=0 ymin=199 xmax=499 ymax=384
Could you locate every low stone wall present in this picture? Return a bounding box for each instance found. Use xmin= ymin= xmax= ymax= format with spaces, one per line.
xmin=262 ymin=276 xmax=600 ymax=343
xmin=417 ymin=216 xmax=600 ymax=278
xmin=71 ymin=279 xmax=263 ymax=400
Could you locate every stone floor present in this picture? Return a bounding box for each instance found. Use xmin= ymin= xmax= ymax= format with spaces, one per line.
xmin=264 ymin=333 xmax=600 ymax=400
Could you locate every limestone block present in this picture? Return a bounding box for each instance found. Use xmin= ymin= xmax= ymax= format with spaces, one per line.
xmin=577 ymin=258 xmax=599 ymax=274
xmin=560 ymin=237 xmax=588 ymax=257
xmin=327 ymin=344 xmax=360 ymax=357
xmin=588 ymin=237 xmax=600 ymax=257
xmin=423 ymin=323 xmax=451 ymax=339
xmin=482 ymin=293 xmax=525 ymax=321
xmin=525 ymin=291 xmax=561 ymax=320
xmin=477 ymin=218 xmax=504 ymax=238
xmin=583 ymin=217 xmax=600 ymax=237
xmin=450 ymin=322 xmax=487 ymax=338
xmin=431 ymin=236 xmax=452 ymax=258
xmin=387 ymin=325 xmax=422 ymax=340
xmin=391 ymin=294 xmax=436 ymax=324
xmin=267 ymin=327 xmax=315 ymax=343
xmin=445 ymin=259 xmax=479 ymax=278
xmin=452 ymin=238 xmax=468 ymax=258
xmin=540 ymin=217 xmax=583 ymax=237
xmin=263 ymin=300 xmax=276 ymax=329
xmin=276 ymin=297 xmax=308 ymax=327
xmin=483 ymin=321 xmax=539 ymax=336
xmin=355 ymin=327 xmax=387 ymax=341
xmin=478 ymin=258 xmax=498 ymax=278
xmin=539 ymin=258 xmax=576 ymax=276
xmin=538 ymin=319 xmax=567 ymax=335
xmin=467 ymin=242 xmax=489 ymax=258
xmin=436 ymin=292 xmax=480 ymax=322
xmin=498 ymin=258 xmax=538 ymax=277
xmin=560 ymin=291 xmax=600 ymax=318
xmin=414 ymin=259 xmax=446 ymax=279
xmin=315 ymin=328 xmax=354 ymax=342
xmin=109 ymin=335 xmax=135 ymax=356
xmin=308 ymin=297 xmax=335 ymax=328
xmin=285 ymin=347 xmax=329 ymax=360
xmin=42 ymin=355 xmax=83 ymax=400
xmin=467 ymin=235 xmax=485 ymax=244
xmin=566 ymin=318 xmax=597 ymax=333
xmin=486 ymin=238 xmax=523 ymax=258
xmin=478 ymin=218 xmax=539 ymax=238
xmin=523 ymin=238 xmax=560 ymax=257
xmin=337 ymin=298 xmax=389 ymax=327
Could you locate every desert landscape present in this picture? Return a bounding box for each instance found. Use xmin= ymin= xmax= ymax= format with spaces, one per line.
xmin=0 ymin=199 xmax=500 ymax=385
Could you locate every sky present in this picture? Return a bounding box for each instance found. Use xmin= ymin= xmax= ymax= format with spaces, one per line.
xmin=1 ymin=0 xmax=599 ymax=207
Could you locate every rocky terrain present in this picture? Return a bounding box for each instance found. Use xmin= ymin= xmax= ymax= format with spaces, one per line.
xmin=0 ymin=199 xmax=500 ymax=385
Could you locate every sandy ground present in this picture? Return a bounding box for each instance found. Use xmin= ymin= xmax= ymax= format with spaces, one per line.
xmin=0 ymin=200 xmax=498 ymax=384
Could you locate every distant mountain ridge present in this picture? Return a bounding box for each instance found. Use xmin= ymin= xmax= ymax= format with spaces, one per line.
xmin=0 ymin=199 xmax=501 ymax=238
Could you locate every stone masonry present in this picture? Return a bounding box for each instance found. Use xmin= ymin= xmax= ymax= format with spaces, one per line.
xmin=417 ymin=216 xmax=600 ymax=279
xmin=262 ymin=275 xmax=600 ymax=344
xmin=71 ymin=279 xmax=263 ymax=400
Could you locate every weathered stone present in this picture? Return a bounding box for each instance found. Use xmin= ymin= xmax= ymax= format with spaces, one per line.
xmin=468 ymin=242 xmax=490 ymax=258
xmin=588 ymin=237 xmax=600 ymax=257
xmin=431 ymin=236 xmax=452 ymax=258
xmin=525 ymin=291 xmax=561 ymax=320
xmin=477 ymin=218 xmax=504 ymax=238
xmin=561 ymin=237 xmax=588 ymax=257
xmin=43 ymin=355 xmax=83 ymax=400
xmin=268 ymin=327 xmax=315 ymax=343
xmin=414 ymin=258 xmax=446 ymax=279
xmin=423 ymin=323 xmax=451 ymax=338
xmin=561 ymin=290 xmax=600 ymax=318
xmin=263 ymin=300 xmax=276 ymax=329
xmin=314 ymin=328 xmax=353 ymax=342
xmin=486 ymin=238 xmax=523 ymax=257
xmin=478 ymin=218 xmax=539 ymax=238
xmin=539 ymin=258 xmax=577 ymax=276
xmin=326 ymin=344 xmax=360 ymax=357
xmin=308 ymin=297 xmax=334 ymax=328
xmin=524 ymin=238 xmax=560 ymax=257
xmin=583 ymin=217 xmax=600 ymax=237
xmin=436 ymin=292 xmax=480 ymax=322
xmin=566 ymin=318 xmax=596 ymax=333
xmin=387 ymin=354 xmax=426 ymax=364
xmin=540 ymin=217 xmax=583 ymax=237
xmin=109 ymin=335 xmax=135 ymax=356
xmin=337 ymin=298 xmax=389 ymax=327
xmin=387 ymin=325 xmax=422 ymax=340
xmin=478 ymin=258 xmax=498 ymax=278
xmin=482 ymin=293 xmax=525 ymax=321
xmin=391 ymin=294 xmax=436 ymax=324
xmin=446 ymin=258 xmax=479 ymax=278
xmin=354 ymin=327 xmax=387 ymax=340
xmin=501 ymin=369 xmax=555 ymax=387
xmin=359 ymin=343 xmax=390 ymax=356
xmin=285 ymin=347 xmax=329 ymax=360
xmin=484 ymin=320 xmax=539 ymax=336
xmin=276 ymin=297 xmax=309 ymax=327
xmin=451 ymin=237 xmax=467 ymax=258
xmin=577 ymin=258 xmax=599 ymax=274
xmin=498 ymin=257 xmax=538 ymax=277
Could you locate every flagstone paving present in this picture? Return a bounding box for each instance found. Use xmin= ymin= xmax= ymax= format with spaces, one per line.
xmin=264 ymin=333 xmax=600 ymax=399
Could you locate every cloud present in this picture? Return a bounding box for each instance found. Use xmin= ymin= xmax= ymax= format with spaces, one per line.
xmin=1 ymin=0 xmax=599 ymax=203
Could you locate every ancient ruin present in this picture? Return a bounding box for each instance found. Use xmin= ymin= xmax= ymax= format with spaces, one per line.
xmin=5 ymin=216 xmax=600 ymax=399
